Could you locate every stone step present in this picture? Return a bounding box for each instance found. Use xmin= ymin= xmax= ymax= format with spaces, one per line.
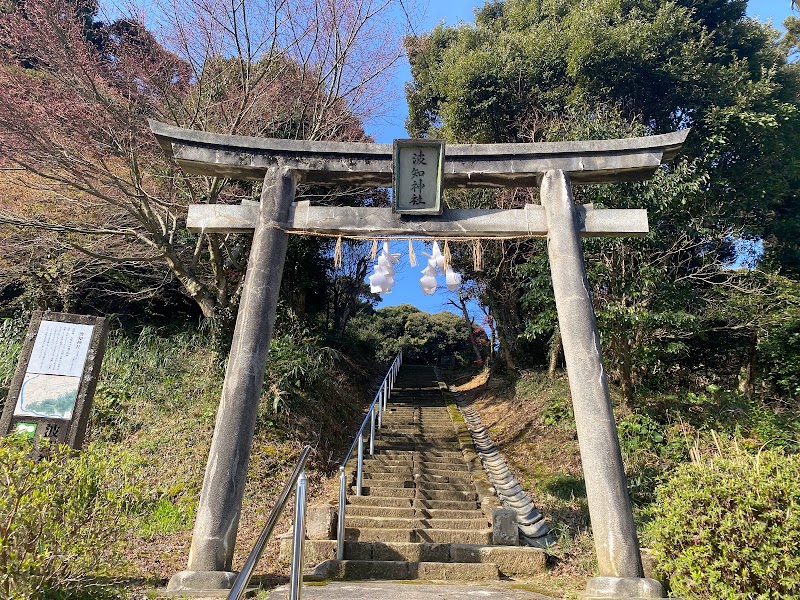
xmin=382 ymin=412 xmax=450 ymax=416
xmin=384 ymin=413 xmax=451 ymax=417
xmin=363 ymin=461 xmax=470 ymax=471
xmin=415 ymin=467 xmax=472 ymax=476
xmin=361 ymin=472 xmax=473 ymax=484
xmin=379 ymin=431 xmax=455 ymax=436
xmin=378 ymin=434 xmax=458 ymax=440
xmin=345 ymin=526 xmax=414 ymax=542
xmin=345 ymin=527 xmax=493 ymax=545
xmin=382 ymin=422 xmax=454 ymax=427
xmin=362 ymin=461 xmax=464 ymax=469
xmin=372 ymin=450 xmax=463 ymax=458
xmin=384 ymin=407 xmax=445 ymax=412
xmin=347 ymin=496 xmax=481 ymax=511
xmin=365 ymin=462 xmax=471 ymax=471
xmin=380 ymin=426 xmax=454 ymax=431
xmin=374 ymin=442 xmax=461 ymax=450
xmin=310 ymin=559 xmax=500 ymax=581
xmin=347 ymin=496 xmax=415 ymax=508
xmin=373 ymin=443 xmax=461 ymax=451
xmin=361 ymin=475 xmax=474 ymax=486
xmin=382 ymin=418 xmax=452 ymax=422
xmin=357 ymin=486 xmax=415 ymax=498
xmin=361 ymin=479 xmax=476 ymax=492
xmin=362 ymin=464 xmax=472 ymax=474
xmin=293 ymin=540 xmax=546 ymax=577
xmin=357 ymin=487 xmax=478 ymax=502
xmin=346 ymin=505 xmax=486 ymax=520
xmin=345 ymin=516 xmax=489 ymax=530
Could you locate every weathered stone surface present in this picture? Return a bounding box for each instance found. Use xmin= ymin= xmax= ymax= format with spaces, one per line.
xmin=449 ymin=545 xmax=546 ymax=576
xmin=172 ymin=166 xmax=297 ymax=587
xmin=187 ymin=201 xmax=650 ymax=238
xmin=307 ymin=503 xmax=337 ymax=540
xmin=639 ymin=548 xmax=659 ymax=581
xmin=165 ymin=570 xmax=237 ymax=592
xmin=415 ymin=528 xmax=492 ymax=545
xmin=151 ymin=120 xmax=688 ymax=186
xmin=345 ymin=527 xmax=415 ymax=543
xmin=153 ymin=589 xmax=242 ymax=599
xmin=310 ymin=560 xmax=499 ymax=582
xmin=582 ymin=576 xmax=666 ymax=599
xmin=280 ymin=538 xmax=337 ymax=567
xmin=541 ymin=169 xmax=643 ymax=580
xmin=492 ymin=508 xmax=519 ymax=546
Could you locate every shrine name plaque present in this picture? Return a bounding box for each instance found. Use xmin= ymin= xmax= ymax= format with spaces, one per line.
xmin=392 ymin=139 xmax=445 ymax=215
xmin=0 ymin=311 xmax=108 ymax=449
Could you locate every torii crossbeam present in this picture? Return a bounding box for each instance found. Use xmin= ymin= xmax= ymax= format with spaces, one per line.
xmin=151 ymin=120 xmax=688 ymax=600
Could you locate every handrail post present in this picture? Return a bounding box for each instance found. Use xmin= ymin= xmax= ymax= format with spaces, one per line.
xmin=369 ymin=407 xmax=376 ymax=455
xmin=289 ymin=472 xmax=307 ymax=600
xmin=337 ymin=467 xmax=346 ymax=560
xmin=356 ymin=432 xmax=364 ymax=495
xmin=377 ymin=390 xmax=383 ymax=429
xmin=382 ymin=380 xmax=388 ymax=412
xmin=226 ymin=446 xmax=311 ymax=600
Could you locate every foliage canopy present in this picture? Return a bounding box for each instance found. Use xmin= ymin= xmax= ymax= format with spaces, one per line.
xmin=405 ymin=0 xmax=800 ymax=405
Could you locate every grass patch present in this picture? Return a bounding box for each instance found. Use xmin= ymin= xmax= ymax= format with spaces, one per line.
xmin=0 ymin=318 xmax=379 ymax=589
xmin=456 ymin=366 xmax=800 ymax=595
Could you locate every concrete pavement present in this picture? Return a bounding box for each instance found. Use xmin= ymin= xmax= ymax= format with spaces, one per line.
xmin=266 ymin=580 xmax=557 ymax=600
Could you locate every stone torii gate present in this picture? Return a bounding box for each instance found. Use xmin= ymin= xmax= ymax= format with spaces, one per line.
xmin=151 ymin=121 xmax=688 ymax=599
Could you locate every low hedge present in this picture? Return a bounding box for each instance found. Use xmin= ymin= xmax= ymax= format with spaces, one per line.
xmin=647 ymin=448 xmax=800 ymax=599
xmin=0 ymin=437 xmax=128 ymax=599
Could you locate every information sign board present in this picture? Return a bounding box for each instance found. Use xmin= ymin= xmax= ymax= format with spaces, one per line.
xmin=0 ymin=312 xmax=108 ymax=449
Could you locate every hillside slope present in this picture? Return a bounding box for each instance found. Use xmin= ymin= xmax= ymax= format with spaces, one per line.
xmin=0 ymin=320 xmax=379 ymax=588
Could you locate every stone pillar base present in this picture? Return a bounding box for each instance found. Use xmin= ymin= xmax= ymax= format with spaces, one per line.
xmin=581 ymin=576 xmax=674 ymax=599
xmin=167 ymin=570 xmax=238 ymax=592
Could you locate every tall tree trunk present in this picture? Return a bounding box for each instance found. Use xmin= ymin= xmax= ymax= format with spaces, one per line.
xmin=617 ymin=331 xmax=634 ymax=414
xmin=480 ymin=305 xmax=498 ymax=365
xmin=495 ymin=322 xmax=517 ymax=373
xmin=548 ymin=328 xmax=562 ymax=380
xmin=450 ymin=296 xmax=483 ymax=362
xmin=739 ymin=330 xmax=758 ymax=399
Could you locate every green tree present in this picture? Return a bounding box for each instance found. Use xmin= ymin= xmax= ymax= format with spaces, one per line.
xmin=406 ymin=0 xmax=800 ymax=403
xmin=346 ymin=304 xmax=479 ymax=365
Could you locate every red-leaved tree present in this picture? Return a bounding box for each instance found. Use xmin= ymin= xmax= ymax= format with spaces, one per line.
xmin=0 ymin=0 xmax=410 ymax=318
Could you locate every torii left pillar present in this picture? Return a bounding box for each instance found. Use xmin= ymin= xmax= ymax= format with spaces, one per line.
xmin=168 ymin=165 xmax=296 ymax=591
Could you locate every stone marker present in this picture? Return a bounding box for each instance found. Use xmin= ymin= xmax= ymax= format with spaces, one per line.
xmin=306 ymin=502 xmax=338 ymax=540
xmin=492 ymin=508 xmax=520 ymax=546
xmin=0 ymin=311 xmax=108 ymax=451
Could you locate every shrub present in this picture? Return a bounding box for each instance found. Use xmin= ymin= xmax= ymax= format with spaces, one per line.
xmin=266 ymin=326 xmax=340 ymax=414
xmin=345 ymin=304 xmax=477 ymax=365
xmin=646 ymin=448 xmax=800 ymax=599
xmin=0 ymin=437 xmax=128 ymax=599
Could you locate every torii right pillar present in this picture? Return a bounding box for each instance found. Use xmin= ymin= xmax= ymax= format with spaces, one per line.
xmin=541 ymin=170 xmax=667 ymax=600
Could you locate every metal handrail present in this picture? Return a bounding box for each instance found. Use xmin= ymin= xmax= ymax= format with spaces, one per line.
xmin=228 ymin=445 xmax=313 ymax=600
xmin=336 ymin=350 xmax=403 ymax=560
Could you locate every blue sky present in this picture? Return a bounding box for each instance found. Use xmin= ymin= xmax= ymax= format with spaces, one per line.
xmin=367 ymin=0 xmax=797 ymax=317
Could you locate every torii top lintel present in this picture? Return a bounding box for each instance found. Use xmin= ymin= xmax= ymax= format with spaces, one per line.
xmin=149 ymin=121 xmax=689 ymax=187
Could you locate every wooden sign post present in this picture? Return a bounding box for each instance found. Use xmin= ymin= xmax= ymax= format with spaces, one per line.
xmin=150 ymin=120 xmax=688 ymax=599
xmin=0 ymin=311 xmax=108 ymax=450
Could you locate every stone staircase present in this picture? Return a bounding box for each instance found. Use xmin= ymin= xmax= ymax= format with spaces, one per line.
xmin=292 ymin=365 xmax=546 ymax=581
